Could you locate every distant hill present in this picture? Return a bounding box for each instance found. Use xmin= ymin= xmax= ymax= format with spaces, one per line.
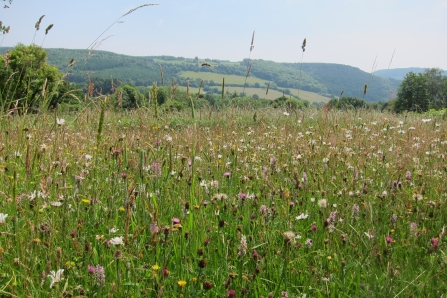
xmin=375 ymin=68 xmax=447 ymax=80
xmin=1 ymin=47 xmax=402 ymax=102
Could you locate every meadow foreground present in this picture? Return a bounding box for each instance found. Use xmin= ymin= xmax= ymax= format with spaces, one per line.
xmin=1 ymin=107 xmax=446 ymax=297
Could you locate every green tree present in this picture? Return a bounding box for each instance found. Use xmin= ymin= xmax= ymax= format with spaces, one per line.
xmin=393 ymin=72 xmax=430 ymax=113
xmin=327 ymin=97 xmax=366 ymax=110
xmin=113 ymin=83 xmax=143 ymax=109
xmin=425 ymin=68 xmax=446 ymax=109
xmin=0 ymin=44 xmax=64 ymax=112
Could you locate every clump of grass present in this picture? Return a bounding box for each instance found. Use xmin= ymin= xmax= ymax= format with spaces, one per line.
xmin=41 ymin=24 xmax=54 ymax=47
xmin=297 ymin=37 xmax=306 ymax=98
xmin=32 ymin=15 xmax=45 ymax=44
xmin=1 ymin=106 xmax=447 ymax=296
xmin=243 ymin=30 xmax=255 ymax=94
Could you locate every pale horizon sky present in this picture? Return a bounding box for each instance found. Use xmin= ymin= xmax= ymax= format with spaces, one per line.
xmin=1 ymin=0 xmax=446 ymax=72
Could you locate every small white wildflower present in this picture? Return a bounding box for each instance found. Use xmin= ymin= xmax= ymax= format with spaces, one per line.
xmin=310 ymin=198 xmax=315 ymax=203
xmin=364 ymin=231 xmax=374 ymax=239
xmin=0 ymin=213 xmax=8 ymax=224
xmin=283 ymin=111 xmax=290 ymax=116
xmin=305 ymin=239 xmax=313 ymax=247
xmin=109 ymin=236 xmax=124 ymax=246
xmin=85 ymin=154 xmax=93 ymax=160
xmin=56 ymin=118 xmax=65 ymax=125
xmin=50 ymin=202 xmax=62 ymax=207
xmin=296 ymin=213 xmax=309 ymax=220
xmin=422 ymin=119 xmax=432 ymax=123
xmin=317 ymin=199 xmax=327 ymax=208
xmin=48 ymin=269 xmax=64 ymax=288
xmin=109 ymin=228 xmax=119 ymax=234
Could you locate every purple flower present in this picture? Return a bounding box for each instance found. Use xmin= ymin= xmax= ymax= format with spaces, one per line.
xmin=151 ymin=161 xmax=162 ymax=177
xmin=260 ymin=205 xmax=267 ymax=214
xmin=431 ymin=237 xmax=439 ymax=249
xmin=150 ymin=222 xmax=159 ymax=234
xmin=391 ymin=214 xmax=398 ymax=222
xmin=95 ymin=264 xmax=105 ymax=284
xmin=172 ymin=218 xmax=181 ymax=224
xmin=386 ymin=236 xmax=394 ymax=243
xmin=238 ymin=193 xmax=247 ymax=199
xmin=311 ymin=225 xmax=317 ymax=231
xmin=121 ymin=172 xmax=127 ymax=179
xmin=227 ymin=289 xmax=236 ymax=298
xmin=203 ymin=201 xmax=209 ymax=207
xmin=88 ymin=264 xmax=96 ymax=274
xmin=352 ymin=203 xmax=360 ymax=215
xmin=281 ymin=292 xmax=289 ymax=298
xmin=328 ymin=211 xmax=337 ymax=223
xmin=224 ymin=172 xmax=231 ymax=178
xmin=410 ymin=222 xmax=417 ymax=236
xmin=406 ymin=171 xmax=412 ymax=181
xmin=302 ymin=171 xmax=308 ymax=184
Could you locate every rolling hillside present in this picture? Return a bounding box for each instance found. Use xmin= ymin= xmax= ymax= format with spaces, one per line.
xmin=1 ymin=47 xmax=402 ymax=102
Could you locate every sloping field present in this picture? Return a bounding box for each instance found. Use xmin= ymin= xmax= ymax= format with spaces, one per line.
xmin=224 ymin=87 xmax=330 ymax=103
xmin=177 ymin=86 xmax=330 ymax=103
xmin=178 ymin=72 xmax=330 ymax=103
xmin=179 ymin=71 xmax=269 ymax=85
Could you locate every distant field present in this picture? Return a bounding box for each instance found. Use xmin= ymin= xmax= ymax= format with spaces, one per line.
xmin=223 ymin=86 xmax=330 ymax=103
xmin=177 ymin=86 xmax=330 ymax=103
xmin=179 ymin=71 xmax=269 ymax=85
xmin=279 ymin=87 xmax=331 ymax=103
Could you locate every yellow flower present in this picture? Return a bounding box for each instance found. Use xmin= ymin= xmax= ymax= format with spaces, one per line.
xmin=82 ymin=199 xmax=90 ymax=204
xmin=152 ymin=264 xmax=160 ymax=271
xmin=177 ymin=280 xmax=187 ymax=287
xmin=192 ymin=277 xmax=197 ymax=283
xmin=65 ymin=261 xmax=75 ymax=269
xmin=390 ymin=229 xmax=395 ymax=233
xmin=118 ymin=207 xmax=125 ymax=211
xmin=327 ymin=256 xmax=332 ymax=260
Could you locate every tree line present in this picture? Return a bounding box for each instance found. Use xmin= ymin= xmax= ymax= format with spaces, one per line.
xmin=1 ymin=44 xmax=445 ymax=114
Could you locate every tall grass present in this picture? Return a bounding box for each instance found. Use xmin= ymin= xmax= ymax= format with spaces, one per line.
xmin=1 ymin=105 xmax=447 ymax=297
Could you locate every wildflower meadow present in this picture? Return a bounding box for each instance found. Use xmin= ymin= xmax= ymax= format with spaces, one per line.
xmin=1 ymin=106 xmax=447 ymax=297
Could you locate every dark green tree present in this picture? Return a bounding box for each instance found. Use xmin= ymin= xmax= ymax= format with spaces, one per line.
xmin=113 ymin=83 xmax=143 ymax=109
xmin=393 ymin=72 xmax=430 ymax=113
xmin=425 ymin=68 xmax=446 ymax=109
xmin=0 ymin=44 xmax=64 ymax=112
xmin=327 ymin=97 xmax=366 ymax=110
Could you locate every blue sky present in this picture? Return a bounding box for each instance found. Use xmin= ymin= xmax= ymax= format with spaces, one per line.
xmin=1 ymin=0 xmax=446 ymax=72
